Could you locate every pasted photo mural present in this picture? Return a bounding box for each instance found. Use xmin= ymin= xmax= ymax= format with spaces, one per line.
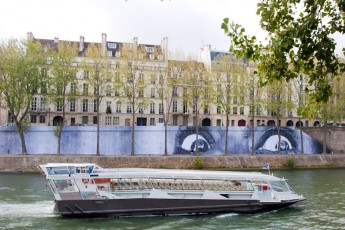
xmin=0 ymin=126 xmax=332 ymax=154
xmin=172 ymin=126 xmax=330 ymax=155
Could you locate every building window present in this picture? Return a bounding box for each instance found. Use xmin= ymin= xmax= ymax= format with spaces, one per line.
xmin=217 ymin=105 xmax=222 ymax=114
xmin=93 ymin=99 xmax=98 ymax=112
xmin=106 ymin=101 xmax=112 ymax=113
xmin=204 ymin=105 xmax=209 ymax=114
xmin=150 ymin=118 xmax=155 ymax=126
xmin=114 ymin=87 xmax=120 ymax=96
xmin=151 ymin=88 xmax=155 ymax=98
xmin=151 ymin=75 xmax=156 ymax=84
xmin=56 ymin=101 xmax=62 ymax=112
xmin=7 ymin=111 xmax=14 ymax=123
xmin=70 ymin=99 xmax=76 ymax=112
xmin=106 ymin=85 xmax=111 ymax=96
xmin=173 ymin=101 xmax=177 ymax=113
xmin=288 ymin=110 xmax=293 ymax=117
xmin=105 ymin=117 xmax=112 ymax=125
xmin=146 ymin=46 xmax=154 ymax=53
xmin=31 ymin=97 xmax=37 ymax=111
xmin=159 ymin=103 xmax=163 ymax=114
xmin=256 ymin=106 xmax=261 ymax=116
xmin=84 ymin=70 xmax=89 ymax=78
xmin=107 ymin=51 xmax=113 ymax=57
xmin=125 ymin=118 xmax=131 ymax=126
xmin=83 ymin=83 xmax=88 ymax=95
xmin=40 ymin=98 xmax=46 ymax=112
xmin=39 ymin=115 xmax=46 ymax=124
xmin=30 ymin=115 xmax=37 ymax=123
xmin=116 ymin=102 xmax=121 ymax=113
xmin=216 ymin=119 xmax=222 ymax=126
xmin=127 ymin=102 xmax=132 ymax=113
xmin=139 ymin=103 xmax=144 ymax=114
xmin=94 ymin=86 xmax=99 ymax=95
xmin=233 ymin=107 xmax=237 ymax=115
xmin=240 ymin=107 xmax=244 ymax=115
xmin=82 ymin=116 xmax=88 ymax=124
xmin=233 ymin=97 xmax=238 ymax=104
xmin=83 ymin=99 xmax=88 ymax=112
xmin=93 ymin=116 xmax=98 ymax=124
xmin=173 ymin=87 xmax=177 ymax=97
xmin=70 ymin=83 xmax=76 ymax=94
xmin=113 ymin=117 xmax=119 ymax=126
xmin=158 ymin=118 xmax=164 ymax=123
xmin=150 ymin=102 xmax=155 ymax=114
xmin=139 ymin=89 xmax=144 ymax=98
xmin=183 ymin=101 xmax=188 ymax=113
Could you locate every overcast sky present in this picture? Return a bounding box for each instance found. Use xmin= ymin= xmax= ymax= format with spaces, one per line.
xmin=1 ymin=0 xmax=344 ymax=58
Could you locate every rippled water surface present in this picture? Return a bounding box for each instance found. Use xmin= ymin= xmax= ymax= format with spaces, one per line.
xmin=1 ymin=169 xmax=344 ymax=230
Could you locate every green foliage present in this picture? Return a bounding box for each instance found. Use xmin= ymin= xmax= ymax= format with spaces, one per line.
xmin=0 ymin=38 xmax=47 ymax=154
xmin=283 ymin=157 xmax=296 ymax=168
xmin=193 ymin=155 xmax=204 ymax=169
xmin=54 ymin=124 xmax=61 ymax=138
xmin=222 ymin=0 xmax=345 ymax=117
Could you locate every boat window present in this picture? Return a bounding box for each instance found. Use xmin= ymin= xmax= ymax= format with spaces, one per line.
xmin=53 ymin=179 xmax=77 ymax=193
xmin=47 ymin=167 xmax=69 ymax=175
xmin=87 ymin=165 xmax=94 ymax=174
xmin=76 ymin=167 xmax=86 ymax=174
xmin=270 ymin=180 xmax=290 ymax=192
xmin=68 ymin=166 xmax=76 ymax=174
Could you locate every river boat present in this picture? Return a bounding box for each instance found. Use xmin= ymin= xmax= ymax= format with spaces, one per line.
xmin=39 ymin=163 xmax=305 ymax=217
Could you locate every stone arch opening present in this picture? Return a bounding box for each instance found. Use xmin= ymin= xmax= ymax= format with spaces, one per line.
xmin=202 ymin=118 xmax=211 ymax=126
xmin=53 ymin=116 xmax=63 ymax=126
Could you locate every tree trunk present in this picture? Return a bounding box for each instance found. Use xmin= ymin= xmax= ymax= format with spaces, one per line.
xmin=131 ymin=102 xmax=135 ymax=156
xmin=19 ymin=131 xmax=27 ymax=155
xmin=224 ymin=115 xmax=229 ymax=155
xmin=299 ymin=120 xmax=304 ymax=154
xmin=323 ymin=122 xmax=327 ymax=154
xmin=164 ymin=118 xmax=168 ymax=156
xmin=277 ymin=125 xmax=281 ymax=155
xmin=57 ymin=123 xmax=62 ymax=155
xmin=96 ymin=97 xmax=100 ymax=156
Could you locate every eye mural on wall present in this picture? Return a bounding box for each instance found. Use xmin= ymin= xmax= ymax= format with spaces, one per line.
xmin=254 ymin=127 xmax=298 ymax=154
xmin=173 ymin=126 xmax=223 ymax=155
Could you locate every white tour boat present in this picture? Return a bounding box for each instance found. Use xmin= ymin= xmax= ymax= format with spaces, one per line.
xmin=39 ymin=163 xmax=305 ymax=217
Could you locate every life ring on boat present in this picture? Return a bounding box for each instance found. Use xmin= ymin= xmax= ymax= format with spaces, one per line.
xmin=82 ymin=179 xmax=90 ymax=184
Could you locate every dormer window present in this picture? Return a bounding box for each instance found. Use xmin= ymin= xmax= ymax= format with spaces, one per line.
xmin=107 ymin=51 xmax=113 ymax=57
xmin=115 ymin=51 xmax=120 ymax=57
xmin=149 ymin=54 xmax=155 ymax=60
xmin=146 ymin=46 xmax=154 ymax=53
xmin=107 ymin=43 xmax=117 ymax=49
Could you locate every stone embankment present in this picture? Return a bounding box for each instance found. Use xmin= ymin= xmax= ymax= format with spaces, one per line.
xmin=0 ymin=154 xmax=344 ymax=172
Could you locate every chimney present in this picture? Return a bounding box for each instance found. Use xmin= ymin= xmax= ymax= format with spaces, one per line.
xmin=54 ymin=36 xmax=59 ymax=44
xmin=79 ymin=36 xmax=85 ymax=52
xmin=27 ymin=32 xmax=34 ymax=40
xmin=160 ymin=37 xmax=168 ymax=61
xmin=132 ymin=37 xmax=138 ymax=58
xmin=101 ymin=33 xmax=107 ymax=56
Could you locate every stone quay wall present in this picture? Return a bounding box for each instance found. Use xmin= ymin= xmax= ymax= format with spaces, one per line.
xmin=302 ymin=127 xmax=345 ymax=154
xmin=0 ymin=154 xmax=344 ymax=173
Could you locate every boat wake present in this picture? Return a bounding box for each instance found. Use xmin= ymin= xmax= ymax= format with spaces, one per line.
xmin=0 ymin=201 xmax=55 ymax=218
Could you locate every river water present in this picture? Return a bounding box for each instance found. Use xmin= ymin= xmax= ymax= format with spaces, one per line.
xmin=0 ymin=168 xmax=344 ymax=230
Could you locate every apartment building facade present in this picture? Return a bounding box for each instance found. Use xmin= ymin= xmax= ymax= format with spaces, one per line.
xmin=0 ymin=33 xmax=320 ymax=128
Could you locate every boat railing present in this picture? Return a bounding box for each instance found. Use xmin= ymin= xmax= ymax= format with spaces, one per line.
xmin=100 ymin=178 xmax=253 ymax=192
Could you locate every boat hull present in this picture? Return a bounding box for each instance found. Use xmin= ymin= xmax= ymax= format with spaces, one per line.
xmin=55 ymin=198 xmax=304 ymax=217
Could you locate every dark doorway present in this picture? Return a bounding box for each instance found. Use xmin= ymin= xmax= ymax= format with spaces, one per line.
xmin=71 ymin=118 xmax=76 ymax=126
xmin=296 ymin=121 xmax=304 ymax=127
xmin=137 ymin=117 xmax=147 ymax=126
xmin=238 ymin=120 xmax=246 ymax=126
xmin=202 ymin=118 xmax=211 ymax=126
xmin=267 ymin=120 xmax=276 ymax=126
xmin=53 ymin=116 xmax=63 ymax=126
xmin=286 ymin=120 xmax=294 ymax=126
xmin=313 ymin=121 xmax=320 ymax=127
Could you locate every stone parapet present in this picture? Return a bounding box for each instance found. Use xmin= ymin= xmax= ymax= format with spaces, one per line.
xmin=0 ymin=154 xmax=344 ymax=173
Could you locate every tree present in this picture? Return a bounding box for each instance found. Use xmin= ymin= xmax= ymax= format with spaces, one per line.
xmin=211 ymin=54 xmax=247 ymax=154
xmin=0 ymin=38 xmax=46 ymax=154
xmin=222 ymin=0 xmax=345 ymax=114
xmin=84 ymin=43 xmax=112 ymax=155
xmin=179 ymin=60 xmax=211 ymax=155
xmin=262 ymin=79 xmax=295 ymax=154
xmin=50 ymin=41 xmax=79 ymax=154
xmin=115 ymin=44 xmax=147 ymax=155
xmin=154 ymin=62 xmax=180 ymax=155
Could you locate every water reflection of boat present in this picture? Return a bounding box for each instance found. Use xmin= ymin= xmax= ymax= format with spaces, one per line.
xmin=39 ymin=163 xmax=305 ymax=217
